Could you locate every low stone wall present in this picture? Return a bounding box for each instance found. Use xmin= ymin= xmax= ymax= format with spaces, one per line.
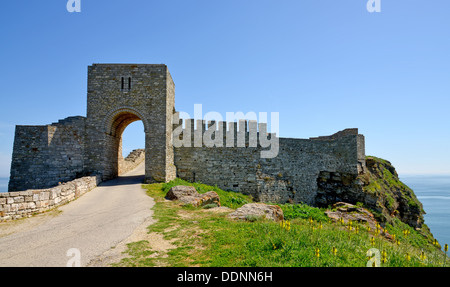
xmin=118 ymin=149 xmax=145 ymax=175
xmin=0 ymin=175 xmax=101 ymax=221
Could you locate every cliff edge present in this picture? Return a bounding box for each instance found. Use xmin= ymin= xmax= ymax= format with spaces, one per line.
xmin=316 ymin=156 xmax=432 ymax=239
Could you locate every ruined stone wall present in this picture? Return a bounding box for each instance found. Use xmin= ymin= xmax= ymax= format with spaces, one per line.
xmin=7 ymin=63 xmax=365 ymax=209
xmin=8 ymin=116 xmax=86 ymax=192
xmin=1 ymin=175 xmax=100 ymax=221
xmin=118 ymin=149 xmax=145 ymax=175
xmin=174 ymin=118 xmax=365 ymax=205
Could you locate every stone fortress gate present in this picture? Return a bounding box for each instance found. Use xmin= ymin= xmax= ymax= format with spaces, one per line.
xmin=8 ymin=64 xmax=366 ymax=206
xmin=10 ymin=64 xmax=176 ymax=191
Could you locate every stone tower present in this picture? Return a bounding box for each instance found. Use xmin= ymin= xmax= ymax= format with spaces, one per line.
xmin=84 ymin=64 xmax=176 ymax=183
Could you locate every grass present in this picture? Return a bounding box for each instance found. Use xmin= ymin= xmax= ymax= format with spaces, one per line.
xmin=115 ymin=179 xmax=449 ymax=267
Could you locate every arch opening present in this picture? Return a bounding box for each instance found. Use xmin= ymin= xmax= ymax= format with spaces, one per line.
xmin=103 ymin=109 xmax=148 ymax=181
xmin=119 ymin=120 xmax=145 ymax=176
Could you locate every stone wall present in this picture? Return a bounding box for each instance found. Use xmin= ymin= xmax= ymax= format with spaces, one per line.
xmin=1 ymin=175 xmax=101 ymax=221
xmin=174 ymin=118 xmax=365 ymax=205
xmin=8 ymin=116 xmax=86 ymax=192
xmin=118 ymin=149 xmax=145 ymax=175
xmin=7 ymin=63 xmax=366 ymax=210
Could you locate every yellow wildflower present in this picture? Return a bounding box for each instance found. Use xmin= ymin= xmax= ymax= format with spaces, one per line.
xmin=375 ymin=228 xmax=380 ymax=236
xmin=420 ymin=251 xmax=426 ymax=261
xmin=381 ymin=250 xmax=387 ymax=264
xmin=332 ymin=247 xmax=338 ymax=256
xmin=285 ymin=221 xmax=291 ymax=231
xmin=433 ymin=239 xmax=439 ymax=248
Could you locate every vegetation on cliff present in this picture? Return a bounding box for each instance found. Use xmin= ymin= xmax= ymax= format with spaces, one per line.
xmin=357 ymin=156 xmax=433 ymax=242
xmin=316 ymin=155 xmax=433 ymax=242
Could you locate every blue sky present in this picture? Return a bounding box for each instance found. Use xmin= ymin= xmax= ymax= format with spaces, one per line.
xmin=0 ymin=0 xmax=449 ymax=177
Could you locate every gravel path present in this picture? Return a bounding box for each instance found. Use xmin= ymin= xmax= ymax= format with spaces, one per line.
xmin=0 ymin=163 xmax=155 ymax=267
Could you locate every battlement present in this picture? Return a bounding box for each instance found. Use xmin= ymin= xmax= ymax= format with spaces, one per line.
xmin=90 ymin=63 xmax=167 ymax=67
xmin=172 ymin=114 xmax=277 ymax=148
xmin=9 ymin=63 xmax=365 ymax=208
xmin=310 ymin=128 xmax=359 ymax=140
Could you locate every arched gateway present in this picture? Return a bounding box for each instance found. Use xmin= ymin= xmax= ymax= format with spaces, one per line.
xmin=9 ymin=64 xmax=177 ymax=191
xmin=8 ymin=63 xmax=365 ymax=208
xmin=85 ymin=64 xmax=176 ymax=183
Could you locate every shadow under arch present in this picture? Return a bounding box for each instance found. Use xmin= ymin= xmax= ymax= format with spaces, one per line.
xmin=99 ymin=174 xmax=145 ymax=187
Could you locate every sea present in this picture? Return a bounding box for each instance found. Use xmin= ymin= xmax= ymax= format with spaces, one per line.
xmin=400 ymin=174 xmax=450 ymax=249
xmin=0 ymin=178 xmax=7 ymax=194
xmin=0 ymin=175 xmax=449 ymax=247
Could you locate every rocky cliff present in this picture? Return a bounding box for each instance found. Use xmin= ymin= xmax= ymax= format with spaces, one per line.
xmin=316 ymin=156 xmax=427 ymax=232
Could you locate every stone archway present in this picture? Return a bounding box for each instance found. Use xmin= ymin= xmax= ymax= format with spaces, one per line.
xmin=102 ymin=107 xmax=148 ymax=181
xmin=83 ymin=64 xmax=176 ymax=184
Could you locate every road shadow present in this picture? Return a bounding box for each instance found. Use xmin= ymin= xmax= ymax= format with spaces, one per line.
xmin=99 ymin=174 xmax=145 ymax=187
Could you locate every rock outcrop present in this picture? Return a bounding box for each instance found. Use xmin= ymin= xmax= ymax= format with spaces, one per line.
xmin=165 ymin=185 xmax=220 ymax=208
xmin=325 ymin=202 xmax=394 ymax=240
xmin=227 ymin=203 xmax=284 ymax=222
xmin=316 ymin=156 xmax=425 ymax=231
xmin=166 ymin=185 xmax=198 ymax=200
xmin=325 ymin=202 xmax=377 ymax=229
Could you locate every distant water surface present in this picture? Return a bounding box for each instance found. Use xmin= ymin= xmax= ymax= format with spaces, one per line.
xmin=0 ymin=178 xmax=7 ymax=193
xmin=401 ymin=174 xmax=450 ymax=249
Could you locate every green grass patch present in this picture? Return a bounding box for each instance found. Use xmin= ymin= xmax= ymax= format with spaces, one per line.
xmin=278 ymin=203 xmax=329 ymax=222
xmin=115 ymin=181 xmax=449 ymax=267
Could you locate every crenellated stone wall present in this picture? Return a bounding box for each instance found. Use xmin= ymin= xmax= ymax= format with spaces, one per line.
xmin=173 ymin=118 xmax=365 ymax=205
xmin=7 ymin=63 xmax=366 ymax=213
